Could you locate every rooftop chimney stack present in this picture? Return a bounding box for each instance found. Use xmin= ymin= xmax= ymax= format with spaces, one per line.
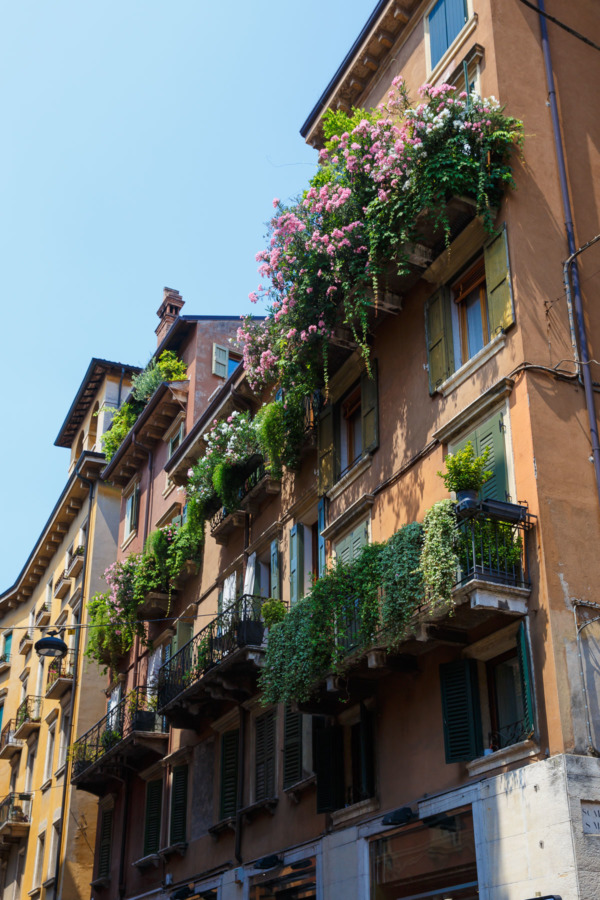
xmin=155 ymin=287 xmax=185 ymax=346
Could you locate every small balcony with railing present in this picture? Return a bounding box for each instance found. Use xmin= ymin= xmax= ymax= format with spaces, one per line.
xmin=0 ymin=651 xmax=10 ymax=674
xmin=54 ymin=569 xmax=72 ymax=600
xmin=70 ymin=686 xmax=168 ymax=795
xmin=0 ymin=721 xmax=24 ymax=759
xmin=158 ymin=593 xmax=278 ymax=729
xmin=18 ymin=631 xmax=33 ymax=656
xmin=238 ymin=459 xmax=281 ymax=516
xmin=0 ymin=793 xmax=32 ymax=839
xmin=66 ymin=545 xmax=85 ymax=578
xmin=14 ymin=697 xmax=42 ymax=740
xmin=46 ymin=652 xmax=76 ymax=700
xmin=35 ymin=602 xmax=51 ymax=628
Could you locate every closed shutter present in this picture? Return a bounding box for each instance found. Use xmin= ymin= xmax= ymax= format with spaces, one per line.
xmin=289 ymin=524 xmax=305 ymax=605
xmin=485 ymin=225 xmax=514 ymax=336
xmin=517 ymin=622 xmax=535 ymax=735
xmin=212 ymin=343 xmax=229 ymax=378
xmin=439 ymin=659 xmax=482 ymax=763
xmin=351 ymin=521 xmax=369 ymax=560
xmin=220 ymin=730 xmax=239 ymax=820
xmin=283 ymin=706 xmax=303 ymax=789
xmin=314 ymin=724 xmax=345 ymax=813
xmin=131 ymin=484 xmax=140 ymax=532
xmin=317 ymin=498 xmax=326 ymax=578
xmin=143 ymin=778 xmax=163 ymax=856
xmin=169 ymin=765 xmax=188 ymax=845
xmin=445 ymin=0 xmax=468 ymax=42
xmin=317 ymin=403 xmax=335 ymax=495
xmin=476 ymin=412 xmax=509 ymax=501
xmin=335 ymin=532 xmax=353 ymax=565
xmin=98 ymin=808 xmax=113 ymax=878
xmin=3 ymin=633 xmax=12 ymax=659
xmin=428 ymin=0 xmax=448 ymax=68
xmin=361 ymin=359 xmax=379 ymax=454
xmin=359 ymin=702 xmax=375 ymax=801
xmin=270 ymin=539 xmax=279 ymax=600
xmin=255 ymin=710 xmax=276 ymax=801
xmin=425 ymin=286 xmax=454 ymax=393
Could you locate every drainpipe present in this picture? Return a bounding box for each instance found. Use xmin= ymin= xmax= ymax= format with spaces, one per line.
xmin=54 ymin=457 xmax=94 ymax=897
xmin=131 ymin=434 xmax=154 ymax=686
xmin=537 ymin=0 xmax=600 ymax=509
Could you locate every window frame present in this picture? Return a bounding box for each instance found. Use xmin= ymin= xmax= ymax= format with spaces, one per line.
xmin=123 ymin=481 xmax=140 ymax=543
xmin=425 ymin=0 xmax=470 ymax=73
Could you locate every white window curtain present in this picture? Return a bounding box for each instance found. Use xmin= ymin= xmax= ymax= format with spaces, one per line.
xmin=243 ymin=553 xmax=257 ymax=596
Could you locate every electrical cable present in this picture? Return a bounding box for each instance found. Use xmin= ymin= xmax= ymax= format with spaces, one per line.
xmin=517 ymin=0 xmax=600 ymax=53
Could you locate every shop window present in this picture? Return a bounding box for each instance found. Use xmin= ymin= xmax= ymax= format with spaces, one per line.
xmin=314 ymin=703 xmax=375 ymax=813
xmin=249 ymin=857 xmax=317 ymax=899
xmin=427 ymin=0 xmax=468 ymax=70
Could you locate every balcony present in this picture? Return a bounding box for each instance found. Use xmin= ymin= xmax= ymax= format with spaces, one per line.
xmin=14 ymin=697 xmax=42 ymax=740
xmin=70 ymin=686 xmax=168 ymax=795
xmin=0 ymin=793 xmax=32 ymax=839
xmin=0 ymin=653 xmax=10 ymax=674
xmin=239 ymin=460 xmax=281 ymax=515
xmin=135 ymin=592 xmax=171 ymax=621
xmin=209 ymin=505 xmax=247 ymax=546
xmin=66 ymin=546 xmax=85 ymax=578
xmin=35 ymin=603 xmax=51 ymax=628
xmin=18 ymin=631 xmax=33 ymax=656
xmin=46 ymin=652 xmax=76 ymax=700
xmin=158 ymin=593 xmax=275 ymax=729
xmin=0 ymin=722 xmax=23 ymax=759
xmin=54 ymin=570 xmax=72 ymax=600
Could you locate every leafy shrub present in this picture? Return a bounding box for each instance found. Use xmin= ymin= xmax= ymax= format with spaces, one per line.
xmin=420 ymin=500 xmax=459 ymax=609
xmin=380 ymin=522 xmax=424 ymax=645
xmin=131 ymin=350 xmax=188 ymax=403
xmin=437 ymin=441 xmax=492 ymax=493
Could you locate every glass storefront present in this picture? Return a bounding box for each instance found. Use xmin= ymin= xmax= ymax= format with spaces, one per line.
xmin=249 ymin=857 xmax=317 ymax=899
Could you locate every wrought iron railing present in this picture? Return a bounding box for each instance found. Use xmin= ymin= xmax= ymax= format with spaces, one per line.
xmin=16 ymin=696 xmax=42 ymax=728
xmin=0 ymin=653 xmax=10 ymax=666
xmin=70 ymin=686 xmax=166 ymax=779
xmin=66 ymin=546 xmax=85 ymax=575
xmin=0 ymin=721 xmax=22 ymax=753
xmin=488 ymin=717 xmax=533 ymax=751
xmin=54 ymin=570 xmax=70 ymax=595
xmin=158 ymin=593 xmax=274 ymax=709
xmin=209 ymin=505 xmax=229 ymax=532
xmin=303 ymin=390 xmax=322 ymax=434
xmin=46 ymin=652 xmax=76 ymax=690
xmin=455 ymin=504 xmax=531 ymax=588
xmin=0 ymin=793 xmax=32 ymax=828
xmin=239 ymin=461 xmax=268 ymax=501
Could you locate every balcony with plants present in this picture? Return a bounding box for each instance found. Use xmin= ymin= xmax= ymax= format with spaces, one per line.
xmin=54 ymin=569 xmax=72 ymax=600
xmin=0 ymin=651 xmax=10 ymax=674
xmin=70 ymin=685 xmax=168 ymax=795
xmin=66 ymin=544 xmax=85 ymax=578
xmin=46 ymin=651 xmax=76 ymax=700
xmin=35 ymin=602 xmax=51 ymax=628
xmin=157 ymin=593 xmax=286 ymax=729
xmin=14 ymin=696 xmax=42 ymax=740
xmin=18 ymin=630 xmax=33 ymax=656
xmin=0 ymin=793 xmax=32 ymax=839
xmin=0 ymin=721 xmax=23 ymax=759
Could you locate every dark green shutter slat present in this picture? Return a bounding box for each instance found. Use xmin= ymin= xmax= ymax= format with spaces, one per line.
xmin=255 ymin=710 xmax=276 ymax=801
xmin=425 ymin=286 xmax=454 ymax=393
xmin=517 ymin=622 xmax=535 ymax=735
xmin=359 ymin=703 xmax=375 ymax=801
xmin=485 ymin=224 xmax=514 ymax=336
xmin=283 ymin=706 xmax=303 ymax=789
xmin=289 ymin=525 xmax=304 ymax=605
xmin=132 ymin=485 xmax=140 ymax=531
xmin=143 ymin=778 xmax=163 ymax=856
xmin=351 ymin=521 xmax=369 ymax=561
xmin=317 ymin=403 xmax=335 ymax=495
xmin=315 ymin=725 xmax=345 ymax=813
xmin=476 ymin=412 xmax=509 ymax=502
xmin=98 ymin=809 xmax=113 ymax=877
xmin=220 ymin=730 xmax=239 ymax=820
xmin=317 ymin=498 xmax=326 ymax=578
xmin=169 ymin=765 xmax=188 ymax=845
xmin=439 ymin=659 xmax=482 ymax=763
xmin=361 ymin=359 xmax=379 ymax=454
xmin=270 ymin=539 xmax=279 ymax=600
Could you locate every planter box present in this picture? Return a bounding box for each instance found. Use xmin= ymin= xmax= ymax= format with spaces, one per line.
xmin=132 ymin=710 xmax=156 ymax=732
xmin=136 ymin=592 xmax=170 ymax=620
xmin=236 ymin=620 xmax=264 ymax=648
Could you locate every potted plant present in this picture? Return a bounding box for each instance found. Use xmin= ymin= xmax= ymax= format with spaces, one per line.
xmin=261 ymin=598 xmax=287 ymax=630
xmin=101 ymin=728 xmax=122 ymax=751
xmin=437 ymin=442 xmax=492 ymax=504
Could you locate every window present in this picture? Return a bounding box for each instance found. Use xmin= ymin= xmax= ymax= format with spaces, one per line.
xmin=451 ymin=410 xmax=510 ymax=502
xmin=318 ymin=363 xmax=378 ymax=493
xmin=2 ymin=631 xmax=11 ymax=663
xmin=44 ymin=721 xmax=56 ymax=782
xmin=58 ymin=711 xmax=69 ymax=770
xmin=97 ymin=808 xmax=113 ymax=879
xmin=219 ymin=730 xmax=239 ymax=820
xmin=439 ymin=621 xmax=534 ymax=762
xmin=33 ymin=831 xmax=45 ymax=888
xmin=124 ymin=483 xmax=140 ymax=541
xmin=255 ymin=710 xmax=276 ymax=802
xmin=168 ymin=423 xmax=184 ymax=459
xmin=25 ymin=741 xmax=37 ymax=793
xmin=289 ymin=499 xmax=327 ymax=604
xmin=427 ymin=0 xmax=468 ymax=70
xmin=143 ymin=778 xmax=163 ymax=856
xmin=47 ymin=820 xmax=60 ymax=884
xmin=425 ymin=226 xmax=514 ymax=392
xmin=0 ymin=703 xmax=4 ymax=735
xmin=254 ymin=540 xmax=280 ymax=600
xmin=314 ymin=703 xmax=375 ymax=813
xmin=169 ymin=765 xmax=188 ymax=845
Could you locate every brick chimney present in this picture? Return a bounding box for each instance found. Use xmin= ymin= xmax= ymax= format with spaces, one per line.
xmin=155 ymin=287 xmax=185 ymax=346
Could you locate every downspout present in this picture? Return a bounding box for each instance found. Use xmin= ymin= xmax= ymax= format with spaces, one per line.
xmin=131 ymin=433 xmax=154 ymax=686
xmin=54 ymin=458 xmax=94 ymax=897
xmin=537 ymin=0 xmax=600 ymax=508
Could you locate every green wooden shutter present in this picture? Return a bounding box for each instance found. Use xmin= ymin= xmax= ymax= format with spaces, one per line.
xmin=317 ymin=403 xmax=335 ymax=495
xmin=169 ymin=765 xmax=188 ymax=845
xmin=289 ymin=524 xmax=304 ymax=605
xmin=131 ymin=484 xmax=140 ymax=532
xmin=317 ymin=498 xmax=326 ymax=578
xmin=143 ymin=778 xmax=163 ymax=856
xmin=172 ymin=620 xmax=193 ymax=656
xmin=98 ymin=808 xmax=113 ymax=878
xmin=255 ymin=710 xmax=276 ymax=801
xmin=425 ymin=286 xmax=454 ymax=393
xmin=314 ymin=724 xmax=345 ymax=813
xmin=476 ymin=412 xmax=509 ymax=501
xmin=212 ymin=343 xmax=229 ymax=378
xmin=270 ymin=539 xmax=279 ymax=600
xmin=484 ymin=224 xmax=514 ymax=336
xmin=517 ymin=622 xmax=535 ymax=735
xmin=335 ymin=532 xmax=352 ymax=565
xmin=361 ymin=359 xmax=379 ymax=454
xmin=283 ymin=706 xmax=303 ymax=789
xmin=351 ymin=521 xmax=369 ymax=561
xmin=359 ymin=702 xmax=375 ymax=801
xmin=220 ymin=730 xmax=239 ymax=820
xmin=439 ymin=659 xmax=482 ymax=763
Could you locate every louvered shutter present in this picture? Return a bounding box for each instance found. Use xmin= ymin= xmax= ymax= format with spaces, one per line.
xmin=255 ymin=710 xmax=276 ymax=802
xmin=289 ymin=525 xmax=304 ymax=605
xmin=97 ymin=808 xmax=113 ymax=878
xmin=425 ymin=286 xmax=454 ymax=393
xmin=143 ymin=779 xmax=163 ymax=856
xmin=476 ymin=412 xmax=509 ymax=501
xmin=315 ymin=724 xmax=345 ymax=813
xmin=517 ymin=622 xmax=535 ymax=735
xmin=445 ymin=0 xmax=468 ymax=43
xmin=428 ymin=0 xmax=447 ymax=68
xmin=317 ymin=403 xmax=335 ymax=495
xmin=359 ymin=703 xmax=375 ymax=801
xmin=220 ymin=730 xmax=239 ymax=820
xmin=361 ymin=360 xmax=379 ymax=454
xmin=351 ymin=521 xmax=369 ymax=561
xmin=169 ymin=765 xmax=188 ymax=845
xmin=439 ymin=659 xmax=482 ymax=763
xmin=335 ymin=532 xmax=352 ymax=565
xmin=270 ymin=539 xmax=280 ymax=600
xmin=485 ymin=225 xmax=514 ymax=336
xmin=212 ymin=343 xmax=229 ymax=378
xmin=283 ymin=706 xmax=303 ymax=789
xmin=317 ymin=498 xmax=326 ymax=578
xmin=131 ymin=484 xmax=140 ymax=532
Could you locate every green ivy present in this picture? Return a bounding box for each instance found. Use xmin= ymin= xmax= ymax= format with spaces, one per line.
xmin=420 ymin=500 xmax=459 ymax=610
xmin=380 ymin=522 xmax=424 ymax=645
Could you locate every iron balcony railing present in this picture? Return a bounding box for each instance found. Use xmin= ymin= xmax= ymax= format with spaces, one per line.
xmin=46 ymin=652 xmax=76 ymax=690
xmin=455 ymin=502 xmax=532 ymax=589
xmin=70 ymin=686 xmax=166 ymax=779
xmin=209 ymin=505 xmax=229 ymax=532
xmin=0 ymin=793 xmax=32 ymax=828
xmin=66 ymin=545 xmax=85 ymax=575
xmin=239 ymin=460 xmax=268 ymax=501
xmin=488 ymin=717 xmax=534 ymax=752
xmin=158 ymin=593 xmax=275 ymax=710
xmin=0 ymin=721 xmax=23 ymax=753
xmin=0 ymin=653 xmax=10 ymax=666
xmin=16 ymin=696 xmax=42 ymax=728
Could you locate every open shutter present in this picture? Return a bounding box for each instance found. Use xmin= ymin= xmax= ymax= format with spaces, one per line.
xmin=439 ymin=659 xmax=482 ymax=763
xmin=255 ymin=710 xmax=276 ymax=801
xmin=98 ymin=808 xmax=113 ymax=878
xmin=169 ymin=765 xmax=188 ymax=845
xmin=361 ymin=359 xmax=379 ymax=454
xmin=143 ymin=778 xmax=163 ymax=856
xmin=270 ymin=539 xmax=280 ymax=600
xmin=4 ymin=633 xmax=12 ymax=659
xmin=485 ymin=225 xmax=514 ymax=336
xmin=220 ymin=730 xmax=239 ymax=820
xmin=351 ymin=521 xmax=369 ymax=561
xmin=315 ymin=724 xmax=345 ymax=813
xmin=359 ymin=702 xmax=375 ymax=801
xmin=289 ymin=524 xmax=304 ymax=605
xmin=317 ymin=403 xmax=335 ymax=495
xmin=212 ymin=343 xmax=229 ymax=378
xmin=283 ymin=706 xmax=303 ymax=789
xmin=317 ymin=498 xmax=326 ymax=578
xmin=425 ymin=286 xmax=454 ymax=393
xmin=476 ymin=412 xmax=509 ymax=502
xmin=131 ymin=484 xmax=140 ymax=532
xmin=517 ymin=622 xmax=535 ymax=735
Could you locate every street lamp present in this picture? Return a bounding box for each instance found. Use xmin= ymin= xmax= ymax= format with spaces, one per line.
xmin=34 ymin=629 xmax=68 ymax=659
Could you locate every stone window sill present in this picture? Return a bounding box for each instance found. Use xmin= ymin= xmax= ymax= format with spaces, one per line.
xmin=331 ymin=796 xmax=379 ymax=827
xmin=132 ymin=853 xmax=160 ymax=870
xmin=466 ymin=739 xmax=540 ymax=777
xmin=40 ymin=778 xmax=52 ymax=793
xmin=437 ymin=333 xmax=506 ymax=398
xmin=284 ymin=774 xmax=316 ymax=803
xmin=120 ymin=530 xmax=137 ymax=553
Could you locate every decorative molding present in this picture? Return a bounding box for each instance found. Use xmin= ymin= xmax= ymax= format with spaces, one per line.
xmin=322 ymin=494 xmax=375 ymax=542
xmin=438 ymin=334 xmax=507 ymax=399
xmin=246 ymin=520 xmax=284 ymax=557
xmin=465 ymin=739 xmax=540 ymax=777
xmin=331 ymin=796 xmax=379 ymax=827
xmin=433 ymin=377 xmax=515 ymax=443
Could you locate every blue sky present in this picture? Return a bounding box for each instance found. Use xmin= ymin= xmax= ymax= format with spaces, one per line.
xmin=0 ymin=0 xmax=373 ymax=587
